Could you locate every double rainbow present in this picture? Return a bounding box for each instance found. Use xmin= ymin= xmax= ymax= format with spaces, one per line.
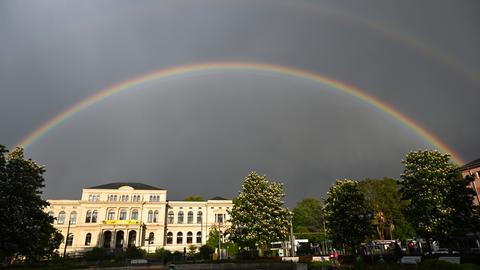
xmin=16 ymin=62 xmax=464 ymax=164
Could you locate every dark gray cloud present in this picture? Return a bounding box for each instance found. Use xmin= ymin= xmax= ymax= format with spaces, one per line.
xmin=0 ymin=0 xmax=478 ymax=206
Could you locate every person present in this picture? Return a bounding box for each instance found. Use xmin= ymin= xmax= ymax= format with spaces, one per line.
xmin=394 ymin=240 xmax=403 ymax=263
xmin=329 ymin=248 xmax=339 ymax=265
xmin=407 ymin=240 xmax=415 ymax=255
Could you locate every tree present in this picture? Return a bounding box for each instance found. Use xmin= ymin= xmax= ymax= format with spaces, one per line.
xmin=227 ymin=172 xmax=291 ymax=253
xmin=399 ymin=150 xmax=477 ymax=242
xmin=358 ymin=178 xmax=415 ymax=240
xmin=0 ymin=145 xmax=62 ymax=264
xmin=183 ymin=195 xmax=205 ymax=201
xmin=324 ymin=179 xmax=373 ymax=253
xmin=292 ymin=198 xmax=325 ymax=244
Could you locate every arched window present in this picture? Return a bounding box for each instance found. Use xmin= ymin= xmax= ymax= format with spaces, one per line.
xmin=85 ymin=233 xmax=92 ymax=246
xmin=92 ymin=210 xmax=98 ymax=223
xmin=187 ymin=231 xmax=193 ymax=244
xmin=119 ymin=209 xmax=127 ymax=220
xmin=85 ymin=210 xmax=92 ymax=223
xmin=148 ymin=232 xmax=155 ymax=244
xmin=197 ymin=211 xmax=203 ymax=224
xmin=176 ymin=232 xmax=183 ymax=244
xmin=166 ymin=232 xmax=173 ymax=244
xmin=196 ymin=232 xmax=202 ymax=244
xmin=70 ymin=211 xmax=77 ymax=224
xmin=187 ymin=211 xmax=193 ymax=224
xmin=107 ymin=209 xmax=115 ymax=220
xmin=177 ymin=211 xmax=184 ymax=224
xmin=131 ymin=209 xmax=139 ymax=220
xmin=147 ymin=210 xmax=153 ymax=223
xmin=66 ymin=233 xmax=74 ymax=246
xmin=58 ymin=211 xmax=65 ymax=224
xmin=167 ymin=211 xmax=174 ymax=224
xmin=153 ymin=210 xmax=159 ymax=223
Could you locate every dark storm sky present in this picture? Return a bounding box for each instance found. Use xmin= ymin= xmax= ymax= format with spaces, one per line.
xmin=0 ymin=0 xmax=479 ymax=207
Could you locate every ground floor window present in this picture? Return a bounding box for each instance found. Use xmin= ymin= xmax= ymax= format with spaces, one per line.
xmin=85 ymin=233 xmax=92 ymax=246
xmin=166 ymin=232 xmax=173 ymax=244
xmin=66 ymin=233 xmax=74 ymax=246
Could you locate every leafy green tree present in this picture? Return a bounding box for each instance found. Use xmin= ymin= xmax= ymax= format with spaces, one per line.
xmin=292 ymin=198 xmax=325 ymax=244
xmin=228 ymin=172 xmax=291 ymax=252
xmin=183 ymin=195 xmax=205 ymax=201
xmin=324 ymin=179 xmax=373 ymax=253
xmin=358 ymin=178 xmax=415 ymax=240
xmin=0 ymin=145 xmax=62 ymax=264
xmin=399 ymin=150 xmax=477 ymax=242
xmin=206 ymin=226 xmax=221 ymax=250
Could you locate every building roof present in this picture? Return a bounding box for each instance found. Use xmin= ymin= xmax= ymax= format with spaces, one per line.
xmin=87 ymin=182 xmax=164 ymax=190
xmin=460 ymin=158 xmax=480 ymax=170
xmin=209 ymin=196 xmax=229 ymax=200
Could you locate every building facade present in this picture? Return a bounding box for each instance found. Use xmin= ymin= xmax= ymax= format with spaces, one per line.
xmin=460 ymin=158 xmax=480 ymax=205
xmin=46 ymin=182 xmax=233 ymax=255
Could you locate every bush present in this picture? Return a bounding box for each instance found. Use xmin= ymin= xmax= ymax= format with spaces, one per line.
xmin=154 ymin=247 xmax=172 ymax=262
xmin=84 ymin=247 xmax=108 ymax=262
xmin=125 ymin=246 xmax=146 ymax=259
xmin=199 ymin=245 xmax=214 ymax=260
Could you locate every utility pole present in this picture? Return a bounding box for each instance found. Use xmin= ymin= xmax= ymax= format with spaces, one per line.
xmin=63 ymin=219 xmax=71 ymax=258
xmin=290 ymin=215 xmax=295 ymax=257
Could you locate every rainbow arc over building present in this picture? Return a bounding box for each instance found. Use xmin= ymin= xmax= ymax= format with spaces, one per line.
xmin=16 ymin=61 xmax=464 ymax=165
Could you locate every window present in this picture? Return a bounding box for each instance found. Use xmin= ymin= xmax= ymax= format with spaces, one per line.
xmin=119 ymin=209 xmax=127 ymax=220
xmin=153 ymin=210 xmax=159 ymax=223
xmin=196 ymin=232 xmax=202 ymax=244
xmin=66 ymin=233 xmax=74 ymax=246
xmin=148 ymin=232 xmax=154 ymax=244
xmin=121 ymin=195 xmax=129 ymax=202
xmin=166 ymin=232 xmax=173 ymax=244
xmin=132 ymin=195 xmax=140 ymax=202
xmin=92 ymin=210 xmax=98 ymax=223
xmin=107 ymin=209 xmax=115 ymax=220
xmin=85 ymin=233 xmax=92 ymax=246
xmin=131 ymin=209 xmax=139 ymax=220
xmin=85 ymin=210 xmax=92 ymax=223
xmin=197 ymin=211 xmax=203 ymax=224
xmin=149 ymin=195 xmax=160 ymax=202
xmin=187 ymin=211 xmax=193 ymax=224
xmin=167 ymin=211 xmax=174 ymax=224
xmin=58 ymin=211 xmax=65 ymax=224
xmin=215 ymin=213 xmax=225 ymax=224
xmin=176 ymin=232 xmax=183 ymax=244
xmin=108 ymin=195 xmax=118 ymax=202
xmin=147 ymin=210 xmax=153 ymax=223
xmin=187 ymin=232 xmax=193 ymax=244
xmin=94 ymin=194 xmax=100 ymax=201
xmin=88 ymin=194 xmax=93 ymax=201
xmin=177 ymin=211 xmax=184 ymax=224
xmin=70 ymin=211 xmax=77 ymax=224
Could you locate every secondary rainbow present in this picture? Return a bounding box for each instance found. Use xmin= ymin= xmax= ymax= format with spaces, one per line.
xmin=16 ymin=62 xmax=464 ymax=164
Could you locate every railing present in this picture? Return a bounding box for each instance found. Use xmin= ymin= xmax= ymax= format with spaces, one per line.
xmin=102 ymin=220 xmax=140 ymax=225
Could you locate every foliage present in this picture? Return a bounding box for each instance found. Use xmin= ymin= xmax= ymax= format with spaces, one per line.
xmin=187 ymin=245 xmax=197 ymax=256
xmin=125 ymin=246 xmax=145 ymax=259
xmin=154 ymin=247 xmax=172 ymax=261
xmin=183 ymin=195 xmax=205 ymax=201
xmin=358 ymin=178 xmax=415 ymax=240
xmin=206 ymin=226 xmax=221 ymax=250
xmin=199 ymin=245 xmax=214 ymax=260
xmin=84 ymin=247 xmax=108 ymax=261
xmin=0 ymin=145 xmax=63 ymax=264
xmin=324 ymin=179 xmax=374 ymax=253
xmin=292 ymin=198 xmax=325 ymax=244
xmin=227 ymin=172 xmax=291 ymax=251
xmin=399 ymin=150 xmax=478 ymax=241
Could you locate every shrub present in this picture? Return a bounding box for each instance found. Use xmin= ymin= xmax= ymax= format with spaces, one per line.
xmin=84 ymin=247 xmax=108 ymax=262
xmin=125 ymin=246 xmax=146 ymax=259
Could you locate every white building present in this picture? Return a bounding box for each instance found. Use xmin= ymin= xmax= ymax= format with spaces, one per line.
xmin=46 ymin=182 xmax=232 ymax=254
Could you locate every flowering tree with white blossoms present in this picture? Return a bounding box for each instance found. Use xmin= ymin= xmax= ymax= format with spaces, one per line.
xmin=227 ymin=172 xmax=291 ymax=253
xmin=399 ymin=150 xmax=477 ymax=243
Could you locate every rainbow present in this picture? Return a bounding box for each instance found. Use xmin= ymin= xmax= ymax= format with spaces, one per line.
xmin=16 ymin=62 xmax=464 ymax=164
